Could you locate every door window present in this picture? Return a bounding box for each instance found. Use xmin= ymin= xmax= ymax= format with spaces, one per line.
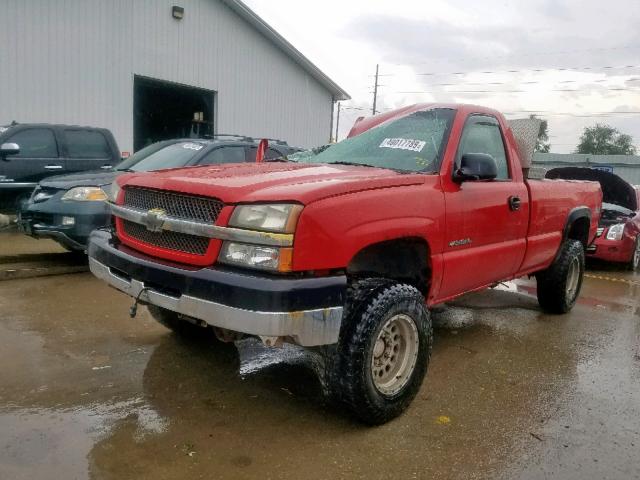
xmin=198 ymin=146 xmax=246 ymax=165
xmin=64 ymin=129 xmax=111 ymax=158
xmin=7 ymin=128 xmax=58 ymax=158
xmin=457 ymin=117 xmax=509 ymax=179
xmin=246 ymin=146 xmax=283 ymax=162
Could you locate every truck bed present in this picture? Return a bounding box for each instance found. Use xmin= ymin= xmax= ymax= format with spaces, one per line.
xmin=520 ymin=178 xmax=601 ymax=274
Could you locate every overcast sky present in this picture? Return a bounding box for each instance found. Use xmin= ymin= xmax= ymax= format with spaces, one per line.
xmin=244 ymin=0 xmax=640 ymax=153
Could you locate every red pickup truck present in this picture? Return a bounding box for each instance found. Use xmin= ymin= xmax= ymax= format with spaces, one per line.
xmin=88 ymin=103 xmax=601 ymax=424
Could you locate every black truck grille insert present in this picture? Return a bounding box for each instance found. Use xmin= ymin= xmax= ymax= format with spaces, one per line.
xmin=121 ymin=187 xmax=223 ymax=255
xmin=122 ymin=220 xmax=210 ymax=255
xmin=123 ymin=187 xmax=223 ymax=224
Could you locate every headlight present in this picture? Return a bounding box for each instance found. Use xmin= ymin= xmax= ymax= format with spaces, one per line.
xmin=106 ymin=182 xmax=121 ymax=203
xmin=606 ymin=223 xmax=625 ymax=241
xmin=219 ymin=242 xmax=293 ymax=272
xmin=229 ymin=204 xmax=303 ymax=233
xmin=61 ymin=186 xmax=108 ymax=202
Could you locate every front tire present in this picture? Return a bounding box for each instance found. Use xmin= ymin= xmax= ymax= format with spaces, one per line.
xmin=536 ymin=239 xmax=585 ymax=314
xmin=329 ymin=282 xmax=432 ymax=425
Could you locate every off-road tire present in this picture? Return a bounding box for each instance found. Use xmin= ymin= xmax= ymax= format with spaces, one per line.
xmin=328 ymin=281 xmax=432 ymax=425
xmin=147 ymin=305 xmax=210 ymax=337
xmin=536 ymin=239 xmax=585 ymax=314
xmin=627 ymin=237 xmax=640 ymax=271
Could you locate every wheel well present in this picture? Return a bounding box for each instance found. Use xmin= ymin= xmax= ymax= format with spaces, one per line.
xmin=567 ymin=216 xmax=590 ymax=248
xmin=346 ymin=238 xmax=430 ymax=295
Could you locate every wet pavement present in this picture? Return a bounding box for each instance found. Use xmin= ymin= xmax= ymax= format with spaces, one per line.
xmin=0 ymin=261 xmax=639 ymax=479
xmin=0 ymin=230 xmax=88 ymax=280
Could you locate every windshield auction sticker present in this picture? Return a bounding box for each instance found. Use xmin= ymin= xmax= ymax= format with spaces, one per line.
xmin=182 ymin=143 xmax=203 ymax=151
xmin=379 ymin=138 xmax=426 ymax=152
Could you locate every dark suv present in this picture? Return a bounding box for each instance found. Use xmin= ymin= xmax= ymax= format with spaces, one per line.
xmin=0 ymin=123 xmax=120 ymax=211
xmin=18 ymin=136 xmax=299 ymax=251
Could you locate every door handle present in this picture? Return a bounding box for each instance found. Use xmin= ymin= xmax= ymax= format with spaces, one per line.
xmin=44 ymin=165 xmax=63 ymax=170
xmin=100 ymin=165 xmax=112 ymax=170
xmin=508 ymin=196 xmax=521 ymax=211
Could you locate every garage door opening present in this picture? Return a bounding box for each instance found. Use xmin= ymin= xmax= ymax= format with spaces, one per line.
xmin=133 ymin=76 xmax=215 ymax=152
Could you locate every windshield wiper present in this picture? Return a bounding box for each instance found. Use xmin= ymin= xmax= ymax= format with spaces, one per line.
xmin=264 ymin=156 xmax=293 ymax=163
xmin=329 ymin=161 xmax=378 ymax=168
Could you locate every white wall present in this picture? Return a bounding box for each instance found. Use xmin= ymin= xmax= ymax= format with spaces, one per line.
xmin=0 ymin=0 xmax=334 ymax=151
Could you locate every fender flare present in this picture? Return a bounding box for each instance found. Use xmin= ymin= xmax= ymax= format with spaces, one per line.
xmin=562 ymin=206 xmax=592 ymax=246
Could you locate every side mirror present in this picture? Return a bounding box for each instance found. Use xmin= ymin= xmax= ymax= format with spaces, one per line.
xmin=454 ymin=153 xmax=497 ymax=182
xmin=0 ymin=142 xmax=20 ymax=162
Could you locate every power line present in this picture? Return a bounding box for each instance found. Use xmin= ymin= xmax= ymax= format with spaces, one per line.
xmin=370 ymin=77 xmax=640 ymax=89
xmin=503 ymin=112 xmax=640 ymax=118
xmin=374 ymin=64 xmax=640 ymax=78
xmin=391 ymin=86 xmax=640 ymax=94
xmin=339 ymin=106 xmax=640 ymax=118
xmin=383 ymin=44 xmax=640 ymax=67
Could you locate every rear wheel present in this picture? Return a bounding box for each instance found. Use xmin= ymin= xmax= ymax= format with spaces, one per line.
xmin=328 ymin=281 xmax=432 ymax=425
xmin=628 ymin=237 xmax=640 ymax=271
xmin=536 ymin=239 xmax=585 ymax=314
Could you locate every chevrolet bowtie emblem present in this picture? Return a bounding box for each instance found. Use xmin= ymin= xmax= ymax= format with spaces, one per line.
xmin=142 ymin=208 xmax=166 ymax=232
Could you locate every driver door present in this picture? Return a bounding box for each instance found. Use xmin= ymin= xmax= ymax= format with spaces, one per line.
xmin=439 ymin=115 xmax=528 ymax=298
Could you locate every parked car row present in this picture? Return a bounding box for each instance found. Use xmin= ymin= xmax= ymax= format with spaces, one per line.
xmin=6 ymin=103 xmax=637 ymax=425
xmin=1 ymin=128 xmax=299 ymax=249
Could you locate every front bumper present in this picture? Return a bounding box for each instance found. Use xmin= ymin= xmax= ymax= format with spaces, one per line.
xmin=18 ymin=197 xmax=110 ymax=250
xmin=586 ymin=233 xmax=635 ymax=263
xmin=88 ymin=229 xmax=346 ymax=346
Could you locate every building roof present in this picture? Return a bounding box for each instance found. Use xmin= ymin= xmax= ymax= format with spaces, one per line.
xmin=221 ymin=0 xmax=350 ymax=101
xmin=534 ymin=152 xmax=640 ymax=166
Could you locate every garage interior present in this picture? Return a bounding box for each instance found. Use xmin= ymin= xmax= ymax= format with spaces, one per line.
xmin=133 ymin=76 xmax=215 ymax=152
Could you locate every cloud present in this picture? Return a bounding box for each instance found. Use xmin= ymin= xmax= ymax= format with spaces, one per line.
xmin=338 ymin=0 xmax=640 ymax=151
xmin=244 ymin=0 xmax=640 ymax=152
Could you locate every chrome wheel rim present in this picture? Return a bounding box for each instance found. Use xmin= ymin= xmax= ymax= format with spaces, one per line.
xmin=633 ymin=241 xmax=640 ymax=269
xmin=371 ymin=314 xmax=419 ymax=396
xmin=566 ymin=257 xmax=580 ymax=299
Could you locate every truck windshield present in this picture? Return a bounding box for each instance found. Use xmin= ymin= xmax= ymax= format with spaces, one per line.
xmin=116 ymin=141 xmax=205 ymax=172
xmin=289 ymin=108 xmax=455 ymax=172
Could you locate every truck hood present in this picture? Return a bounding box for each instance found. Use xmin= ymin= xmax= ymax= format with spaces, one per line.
xmin=545 ymin=167 xmax=638 ymax=211
xmin=40 ymin=170 xmax=120 ymax=189
xmin=119 ymin=162 xmax=425 ymax=204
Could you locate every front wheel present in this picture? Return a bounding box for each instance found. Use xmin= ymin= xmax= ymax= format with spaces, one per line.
xmin=328 ymin=282 xmax=432 ymax=425
xmin=536 ymin=239 xmax=585 ymax=314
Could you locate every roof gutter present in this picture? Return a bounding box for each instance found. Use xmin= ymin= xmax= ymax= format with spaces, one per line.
xmin=221 ymin=0 xmax=350 ymax=101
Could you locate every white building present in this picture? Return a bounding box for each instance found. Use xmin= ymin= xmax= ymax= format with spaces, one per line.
xmin=0 ymin=0 xmax=349 ymax=153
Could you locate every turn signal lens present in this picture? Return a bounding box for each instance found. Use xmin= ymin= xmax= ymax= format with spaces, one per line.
xmin=219 ymin=242 xmax=293 ymax=272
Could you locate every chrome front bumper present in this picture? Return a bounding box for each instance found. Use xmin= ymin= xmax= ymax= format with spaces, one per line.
xmin=89 ymin=257 xmax=343 ymax=346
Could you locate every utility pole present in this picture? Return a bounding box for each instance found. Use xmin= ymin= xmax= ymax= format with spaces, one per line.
xmin=372 ymin=64 xmax=379 ymax=115
xmin=335 ymin=101 xmax=341 ymax=142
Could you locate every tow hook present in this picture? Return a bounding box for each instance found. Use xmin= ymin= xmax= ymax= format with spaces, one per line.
xmin=129 ymin=287 xmax=151 ymax=318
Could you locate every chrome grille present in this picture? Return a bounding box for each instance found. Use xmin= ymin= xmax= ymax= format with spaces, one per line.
xmin=123 ymin=187 xmax=223 ymax=224
xmin=122 ymin=220 xmax=209 ymax=255
xmin=120 ymin=187 xmax=223 ymax=256
xmin=596 ymin=227 xmax=605 ymax=237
